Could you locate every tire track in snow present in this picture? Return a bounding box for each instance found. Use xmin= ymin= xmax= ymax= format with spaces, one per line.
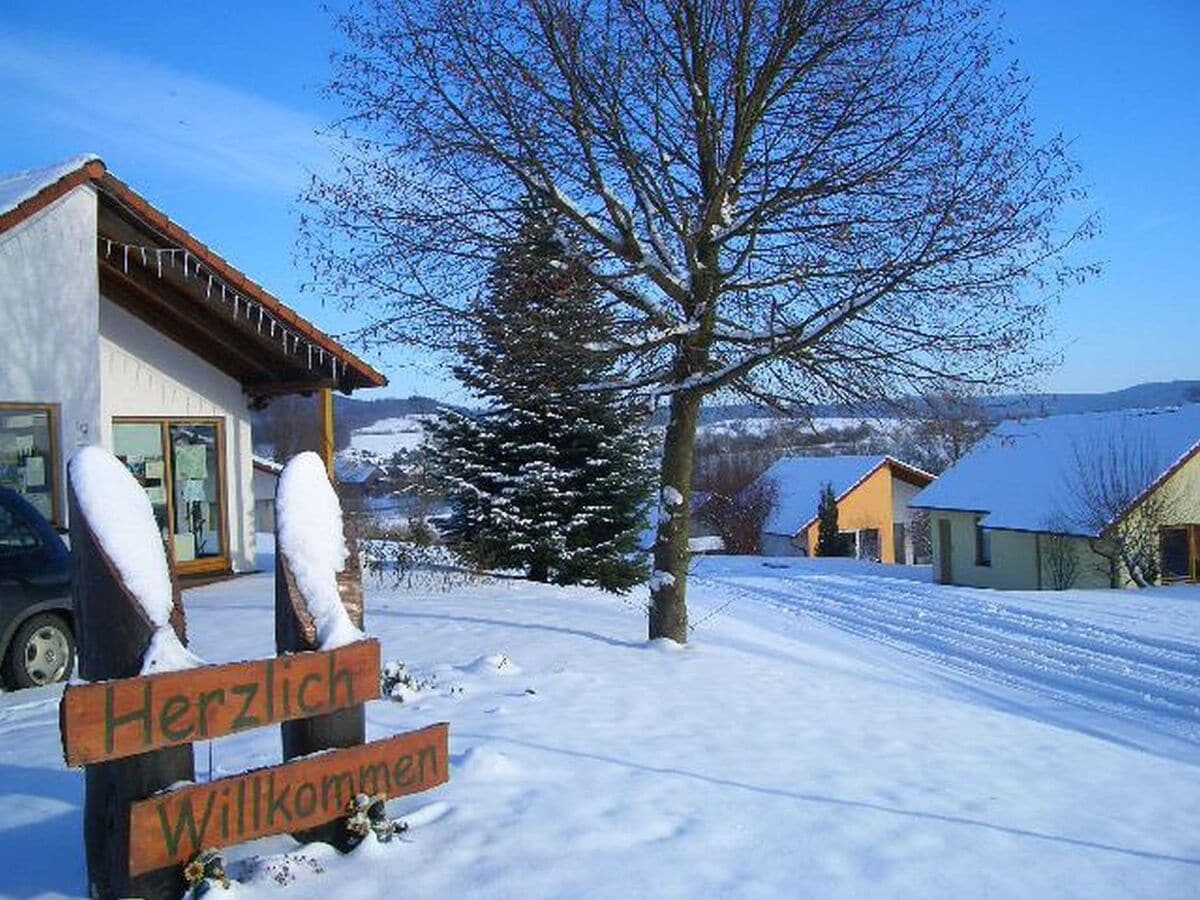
xmin=693 ymin=571 xmax=1200 ymax=743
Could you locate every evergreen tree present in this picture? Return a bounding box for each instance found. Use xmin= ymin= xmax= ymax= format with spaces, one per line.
xmin=427 ymin=198 xmax=654 ymax=590
xmin=814 ymin=483 xmax=846 ymax=557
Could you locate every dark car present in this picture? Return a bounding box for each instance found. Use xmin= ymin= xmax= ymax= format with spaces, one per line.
xmin=0 ymin=487 xmax=74 ymax=688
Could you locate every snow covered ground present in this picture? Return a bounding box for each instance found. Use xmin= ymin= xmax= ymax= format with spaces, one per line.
xmin=1 ymin=554 xmax=1198 ymax=898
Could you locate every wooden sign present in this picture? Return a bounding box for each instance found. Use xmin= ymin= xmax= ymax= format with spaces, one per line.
xmin=61 ymin=640 xmax=381 ymax=766
xmin=128 ymin=722 xmax=449 ymax=875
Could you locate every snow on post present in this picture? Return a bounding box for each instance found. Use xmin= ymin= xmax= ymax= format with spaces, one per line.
xmin=276 ymin=451 xmax=364 ymax=649
xmin=68 ymin=446 xmax=202 ymax=675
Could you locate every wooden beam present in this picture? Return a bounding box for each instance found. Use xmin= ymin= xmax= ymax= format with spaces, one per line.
xmin=319 ymin=388 xmax=335 ymax=480
xmin=100 ymin=264 xmax=277 ymax=382
xmin=68 ymin=480 xmax=193 ymax=900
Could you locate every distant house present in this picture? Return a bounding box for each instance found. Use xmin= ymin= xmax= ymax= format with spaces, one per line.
xmin=0 ymin=156 xmax=385 ymax=575
xmin=751 ymin=455 xmax=934 ymax=562
xmin=910 ymin=406 xmax=1200 ymax=589
xmin=334 ymin=455 xmax=386 ymax=513
xmin=251 ymin=456 xmax=282 ymax=533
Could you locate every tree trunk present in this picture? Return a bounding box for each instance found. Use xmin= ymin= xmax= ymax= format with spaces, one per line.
xmin=649 ymin=389 xmax=701 ymax=643
xmin=528 ymin=557 xmax=550 ymax=583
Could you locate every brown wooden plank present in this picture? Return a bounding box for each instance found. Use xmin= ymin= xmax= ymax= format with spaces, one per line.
xmin=61 ymin=639 xmax=381 ymax=767
xmin=129 ymin=723 xmax=449 ymax=875
xmin=276 ymin=524 xmax=368 ymax=849
xmin=68 ymin=478 xmax=195 ymax=900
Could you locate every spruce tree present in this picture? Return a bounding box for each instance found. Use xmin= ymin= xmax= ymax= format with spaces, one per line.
xmin=814 ymin=482 xmax=846 ymax=557
xmin=427 ymin=198 xmax=654 ymax=590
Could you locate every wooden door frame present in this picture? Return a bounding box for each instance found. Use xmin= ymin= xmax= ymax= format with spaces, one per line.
xmin=111 ymin=416 xmax=230 ymax=576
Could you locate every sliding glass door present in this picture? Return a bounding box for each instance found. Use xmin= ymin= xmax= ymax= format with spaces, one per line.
xmin=112 ymin=418 xmax=228 ymax=574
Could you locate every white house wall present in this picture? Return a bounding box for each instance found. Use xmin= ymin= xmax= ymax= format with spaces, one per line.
xmin=0 ymin=186 xmax=102 ymax=509
xmin=932 ymin=510 xmax=1114 ymax=591
xmin=892 ymin=479 xmax=924 ymax=526
xmin=98 ymin=297 xmax=255 ymax=572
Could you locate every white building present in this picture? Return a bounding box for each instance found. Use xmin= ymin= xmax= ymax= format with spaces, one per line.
xmin=0 ymin=156 xmax=385 ymax=576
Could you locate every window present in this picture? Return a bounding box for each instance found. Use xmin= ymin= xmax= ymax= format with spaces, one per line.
xmin=974 ymin=516 xmax=992 ymax=566
xmin=0 ymin=404 xmax=59 ymax=526
xmin=1161 ymin=528 xmax=1191 ymax=582
xmin=0 ymin=503 xmax=40 ymax=556
xmin=112 ymin=418 xmax=228 ymax=573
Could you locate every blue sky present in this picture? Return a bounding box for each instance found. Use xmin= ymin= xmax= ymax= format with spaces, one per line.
xmin=1 ymin=1 xmax=1196 ymax=401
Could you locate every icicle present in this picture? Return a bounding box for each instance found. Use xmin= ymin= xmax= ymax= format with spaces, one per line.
xmin=183 ymin=251 xmax=189 ymax=277
xmin=140 ymin=246 xmax=147 ymax=266
xmin=105 ymin=239 xmax=112 ymax=258
xmin=207 ymin=274 xmax=213 ymax=298
xmin=156 ymin=249 xmax=162 ymax=278
xmin=123 ymin=245 xmax=128 ymax=273
xmin=270 ymin=321 xmax=275 ymax=337
xmin=257 ymin=307 xmax=263 ymax=331
xmin=221 ymin=285 xmax=226 ymax=302
xmin=307 ymin=345 xmax=313 ymax=368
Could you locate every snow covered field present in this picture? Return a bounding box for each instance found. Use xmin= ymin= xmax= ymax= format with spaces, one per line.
xmin=1 ymin=554 xmax=1198 ymax=898
xmin=347 ymin=415 xmax=437 ymax=457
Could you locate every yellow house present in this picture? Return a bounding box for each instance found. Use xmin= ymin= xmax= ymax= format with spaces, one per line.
xmin=754 ymin=455 xmax=934 ymax=563
xmin=910 ymin=405 xmax=1200 ymax=590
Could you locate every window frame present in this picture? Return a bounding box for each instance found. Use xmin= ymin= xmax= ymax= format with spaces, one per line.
xmin=0 ymin=402 xmax=62 ymax=527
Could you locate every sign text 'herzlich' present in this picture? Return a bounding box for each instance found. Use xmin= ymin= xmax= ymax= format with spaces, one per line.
xmin=60 ymin=640 xmax=381 ymax=766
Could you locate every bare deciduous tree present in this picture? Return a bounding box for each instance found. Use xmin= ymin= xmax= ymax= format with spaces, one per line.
xmin=1040 ymin=515 xmax=1081 ymax=591
xmin=1065 ymin=438 xmax=1179 ymax=588
xmin=699 ymin=462 xmax=778 ymax=554
xmin=303 ymin=0 xmax=1094 ymax=641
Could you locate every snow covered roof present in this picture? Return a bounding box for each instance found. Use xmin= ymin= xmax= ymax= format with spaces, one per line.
xmin=0 ymin=155 xmax=386 ymax=393
xmin=910 ymin=405 xmax=1200 ymax=536
xmin=754 ymin=455 xmax=932 ymax=536
xmin=0 ymin=154 xmax=100 ymax=220
xmin=335 ymin=456 xmax=383 ymax=485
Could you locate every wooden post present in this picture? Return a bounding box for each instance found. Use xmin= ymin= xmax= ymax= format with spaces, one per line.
xmin=68 ymin=483 xmax=194 ymax=900
xmin=318 ymin=387 xmax=335 ymax=481
xmin=275 ymin=518 xmax=365 ymax=850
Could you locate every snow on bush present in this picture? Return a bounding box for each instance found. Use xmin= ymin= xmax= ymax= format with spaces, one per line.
xmin=276 ymin=452 xmax=364 ymax=649
xmin=68 ymin=445 xmax=202 ymax=674
xmin=661 ymin=485 xmax=684 ymax=508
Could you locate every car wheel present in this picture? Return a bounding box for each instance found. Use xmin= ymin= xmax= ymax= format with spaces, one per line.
xmin=4 ymin=614 xmax=75 ymax=689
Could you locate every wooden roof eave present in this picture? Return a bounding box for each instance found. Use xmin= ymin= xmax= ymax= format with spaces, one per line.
xmin=92 ymin=181 xmax=386 ymax=399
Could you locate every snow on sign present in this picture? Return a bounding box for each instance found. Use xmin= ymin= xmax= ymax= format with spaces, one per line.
xmin=128 ymin=723 xmax=449 ymax=875
xmin=59 ymin=640 xmax=382 ymax=766
xmin=62 ymin=447 xmax=450 ymax=898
